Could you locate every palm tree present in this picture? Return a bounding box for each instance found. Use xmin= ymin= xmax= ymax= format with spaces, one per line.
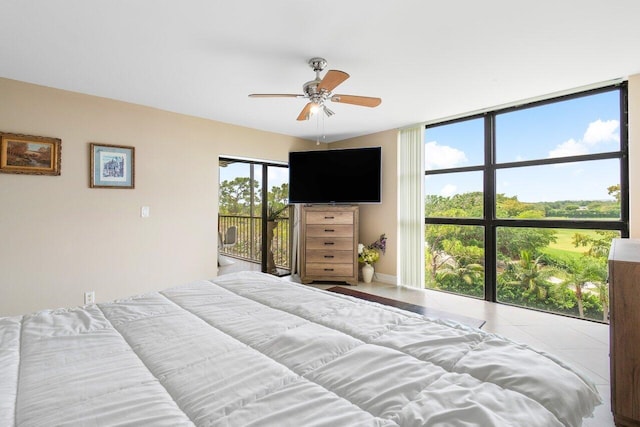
xmin=436 ymin=261 xmax=484 ymax=296
xmin=438 ymin=262 xmax=484 ymax=285
xmin=562 ymin=257 xmax=607 ymax=318
xmin=505 ymin=250 xmax=556 ymax=300
xmin=571 ymin=231 xmax=614 ymax=320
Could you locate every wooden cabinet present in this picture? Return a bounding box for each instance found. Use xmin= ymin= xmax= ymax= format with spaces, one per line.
xmin=608 ymin=238 xmax=640 ymax=426
xmin=300 ymin=205 xmax=359 ymax=286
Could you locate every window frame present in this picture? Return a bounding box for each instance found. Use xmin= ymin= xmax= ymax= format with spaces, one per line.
xmin=424 ymin=83 xmax=629 ymax=303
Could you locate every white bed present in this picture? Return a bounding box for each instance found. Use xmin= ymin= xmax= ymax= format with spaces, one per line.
xmin=0 ymin=271 xmax=601 ymax=426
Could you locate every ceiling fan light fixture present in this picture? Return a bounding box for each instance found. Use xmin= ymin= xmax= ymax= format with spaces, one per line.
xmin=310 ymin=103 xmax=320 ymax=115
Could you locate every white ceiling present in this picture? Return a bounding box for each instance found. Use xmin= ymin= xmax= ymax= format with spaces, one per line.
xmin=1 ymin=1 xmax=639 ymax=143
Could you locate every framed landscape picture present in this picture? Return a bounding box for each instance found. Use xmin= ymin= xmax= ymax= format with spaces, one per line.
xmin=90 ymin=143 xmax=135 ymax=189
xmin=0 ymin=132 xmax=62 ymax=175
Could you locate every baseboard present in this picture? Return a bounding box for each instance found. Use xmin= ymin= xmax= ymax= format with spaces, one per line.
xmin=373 ymin=272 xmax=397 ymax=285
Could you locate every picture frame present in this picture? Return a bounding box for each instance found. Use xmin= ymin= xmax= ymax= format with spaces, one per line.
xmin=0 ymin=132 xmax=62 ymax=176
xmin=90 ymin=143 xmax=135 ymax=189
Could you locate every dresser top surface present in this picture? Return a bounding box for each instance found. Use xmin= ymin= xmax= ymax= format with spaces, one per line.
xmin=609 ymin=238 xmax=640 ymax=263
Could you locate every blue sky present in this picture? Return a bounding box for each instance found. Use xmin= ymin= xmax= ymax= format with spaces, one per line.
xmin=424 ymin=90 xmax=621 ymax=203
xmin=219 ymin=162 xmax=288 ymax=190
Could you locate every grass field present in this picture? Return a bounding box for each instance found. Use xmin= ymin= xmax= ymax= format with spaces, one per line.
xmin=548 ymin=228 xmax=600 ymax=252
xmin=542 ymin=228 xmax=615 ymax=262
xmin=543 ymin=229 xmax=591 ymax=263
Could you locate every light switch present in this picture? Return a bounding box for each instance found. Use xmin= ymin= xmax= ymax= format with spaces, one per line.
xmin=141 ymin=206 xmax=150 ymax=218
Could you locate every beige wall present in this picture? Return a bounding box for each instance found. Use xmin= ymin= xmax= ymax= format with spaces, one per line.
xmin=0 ymin=77 xmax=312 ymax=316
xmin=331 ymin=129 xmax=398 ymax=280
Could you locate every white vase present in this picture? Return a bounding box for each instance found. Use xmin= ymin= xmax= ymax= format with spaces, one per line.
xmin=362 ymin=263 xmax=374 ymax=283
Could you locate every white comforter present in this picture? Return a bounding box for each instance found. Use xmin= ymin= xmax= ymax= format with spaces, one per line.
xmin=0 ymin=271 xmax=601 ymax=426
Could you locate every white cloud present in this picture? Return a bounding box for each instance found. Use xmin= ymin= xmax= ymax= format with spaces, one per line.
xmin=582 ymin=119 xmax=619 ymax=145
xmin=548 ymin=138 xmax=588 ymax=158
xmin=440 ymin=184 xmax=457 ymax=197
xmin=548 ymin=119 xmax=619 ymax=159
xmin=425 ymin=141 xmax=467 ymax=169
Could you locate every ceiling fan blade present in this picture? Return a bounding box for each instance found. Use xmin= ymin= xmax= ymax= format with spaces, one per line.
xmin=249 ymin=94 xmax=305 ymax=98
xmin=296 ymin=102 xmax=314 ymax=121
xmin=331 ymin=94 xmax=382 ymax=107
xmin=318 ymin=70 xmax=349 ymax=92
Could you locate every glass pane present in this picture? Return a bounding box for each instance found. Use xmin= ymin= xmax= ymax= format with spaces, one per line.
xmin=425 ymin=117 xmax=484 ymax=170
xmin=425 ymin=224 xmax=485 ymax=298
xmin=425 ymin=171 xmax=483 ymax=218
xmin=496 ymin=227 xmax=618 ymax=322
xmin=267 ymin=165 xmax=290 ymax=272
xmin=496 ymin=90 xmax=620 ymax=163
xmin=496 ymin=159 xmax=620 ymax=220
xmin=218 ymin=161 xmax=262 ymax=263
xmin=219 ymin=161 xmax=254 ymax=216
xmin=267 ymin=165 xmax=289 ymax=214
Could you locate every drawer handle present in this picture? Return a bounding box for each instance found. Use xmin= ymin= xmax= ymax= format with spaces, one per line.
xmin=324 ymin=242 xmax=335 ymax=246
xmin=324 ymin=268 xmax=334 ymax=272
xmin=324 ymin=216 xmax=335 ymax=219
xmin=324 ymin=255 xmax=334 ymax=259
xmin=324 ymin=229 xmax=335 ymax=232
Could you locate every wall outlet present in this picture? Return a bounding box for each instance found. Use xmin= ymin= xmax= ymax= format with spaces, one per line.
xmin=84 ymin=291 xmax=95 ymax=305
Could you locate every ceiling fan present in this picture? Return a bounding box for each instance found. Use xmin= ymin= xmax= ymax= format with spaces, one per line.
xmin=248 ymin=57 xmax=382 ymax=121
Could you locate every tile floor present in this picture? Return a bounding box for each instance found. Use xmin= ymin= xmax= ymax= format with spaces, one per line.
xmin=218 ymin=259 xmax=613 ymax=426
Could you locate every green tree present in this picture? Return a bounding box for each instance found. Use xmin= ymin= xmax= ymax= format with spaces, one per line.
xmin=426 ymin=192 xmax=483 ymax=218
xmin=572 ymin=230 xmax=618 ymax=259
xmin=496 ymin=194 xmax=533 ymax=217
xmin=267 ymin=183 xmax=289 ymax=218
xmin=425 ymin=222 xmax=483 ymax=281
xmin=436 ymin=239 xmax=484 ymax=297
xmin=219 ymin=177 xmax=260 ymax=215
xmin=496 ymin=228 xmax=557 ymax=260
xmin=607 ymin=184 xmax=621 ymax=202
xmin=572 ymin=229 xmax=616 ymax=320
xmin=516 ymin=210 xmax=546 ymax=219
xmin=501 ymin=250 xmax=556 ymax=300
xmin=561 ymin=257 xmax=607 ymax=318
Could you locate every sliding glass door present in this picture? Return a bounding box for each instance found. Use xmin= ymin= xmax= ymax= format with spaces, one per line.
xmin=218 ymin=157 xmax=291 ymax=275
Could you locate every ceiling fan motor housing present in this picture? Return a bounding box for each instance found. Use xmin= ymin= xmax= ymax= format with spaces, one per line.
xmin=303 ymin=79 xmax=327 ymax=104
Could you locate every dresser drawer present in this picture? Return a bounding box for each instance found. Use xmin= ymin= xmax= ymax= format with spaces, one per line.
xmin=305 ymin=250 xmax=353 ymax=264
xmin=306 ymin=224 xmax=353 ymax=238
xmin=306 ymin=263 xmax=353 ymax=277
xmin=305 ymin=237 xmax=354 ymax=251
xmin=306 ymin=211 xmax=354 ymax=225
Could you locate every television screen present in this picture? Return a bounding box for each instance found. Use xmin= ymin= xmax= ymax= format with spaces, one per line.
xmin=288 ymin=147 xmax=381 ymax=204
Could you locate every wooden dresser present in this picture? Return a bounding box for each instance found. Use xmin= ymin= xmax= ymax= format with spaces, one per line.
xmin=300 ymin=205 xmax=359 ymax=286
xmin=608 ymin=238 xmax=640 ymax=426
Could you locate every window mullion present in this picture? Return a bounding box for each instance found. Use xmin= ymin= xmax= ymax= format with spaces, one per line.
xmin=484 ymin=114 xmax=496 ymax=302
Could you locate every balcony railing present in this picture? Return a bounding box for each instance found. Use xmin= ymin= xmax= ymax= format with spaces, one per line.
xmin=218 ymin=214 xmax=291 ymax=271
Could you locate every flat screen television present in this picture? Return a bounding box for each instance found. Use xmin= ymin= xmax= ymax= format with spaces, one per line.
xmin=288 ymin=147 xmax=381 ymax=204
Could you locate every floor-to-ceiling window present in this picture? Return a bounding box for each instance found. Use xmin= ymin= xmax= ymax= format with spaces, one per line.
xmin=218 ymin=158 xmax=291 ymax=275
xmin=424 ymin=84 xmax=628 ymax=322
